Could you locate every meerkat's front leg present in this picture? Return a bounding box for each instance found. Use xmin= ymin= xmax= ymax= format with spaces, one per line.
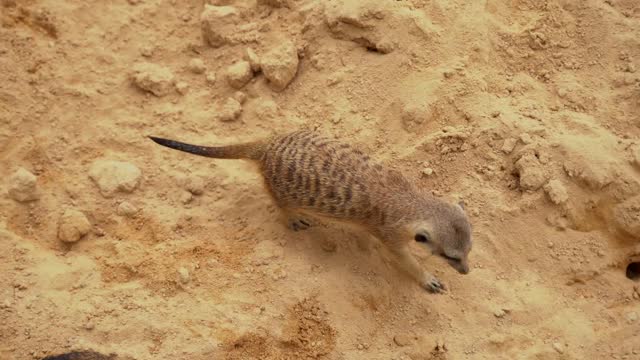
xmin=387 ymin=245 xmax=446 ymax=293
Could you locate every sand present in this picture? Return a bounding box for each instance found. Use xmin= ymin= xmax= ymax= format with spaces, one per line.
xmin=1 ymin=0 xmax=640 ymax=359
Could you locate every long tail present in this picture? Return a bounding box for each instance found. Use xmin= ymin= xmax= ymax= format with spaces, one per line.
xmin=148 ymin=136 xmax=265 ymax=160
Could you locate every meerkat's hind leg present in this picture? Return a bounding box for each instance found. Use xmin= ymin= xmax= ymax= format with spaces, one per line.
xmin=281 ymin=209 xmax=313 ymax=231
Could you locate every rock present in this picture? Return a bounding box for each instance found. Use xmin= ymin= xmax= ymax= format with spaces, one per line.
xmin=501 ymin=138 xmax=517 ymax=154
xmin=89 ymin=160 xmax=142 ymax=198
xmin=552 ymin=342 xmax=564 ymax=354
xmin=130 ymin=62 xmax=175 ymax=97
xmin=244 ymin=48 xmax=261 ymax=72
xmin=543 ymin=179 xmax=569 ymax=204
xmin=116 ymin=201 xmax=138 ymax=217
xmin=177 ymin=267 xmax=190 ymax=284
xmin=612 ymin=195 xmax=640 ymax=239
xmin=58 ymin=209 xmax=91 ymax=243
xmin=200 ymin=5 xmax=240 ymax=48
xmin=83 ymin=320 xmax=95 ymax=330
xmin=188 ymin=58 xmax=206 ymax=74
xmin=261 ymin=40 xmax=299 ymax=91
xmin=515 ymin=153 xmax=548 ymax=191
xmin=626 ymin=311 xmax=638 ymax=323
xmin=225 ymin=61 xmax=253 ymax=89
xmin=393 ymin=334 xmax=411 ymax=347
xmin=7 ymin=168 xmax=39 ymax=202
xmin=217 ymin=98 xmax=243 ymax=122
xmin=493 ymin=309 xmax=506 ymax=318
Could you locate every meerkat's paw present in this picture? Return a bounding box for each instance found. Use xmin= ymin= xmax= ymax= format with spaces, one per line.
xmin=287 ymin=218 xmax=312 ymax=231
xmin=422 ymin=275 xmax=447 ymax=293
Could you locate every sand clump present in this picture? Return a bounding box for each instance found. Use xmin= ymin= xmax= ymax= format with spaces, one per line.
xmin=216 ymin=97 xmax=243 ymax=121
xmin=261 ymin=40 xmax=299 ymax=91
xmin=116 ymin=201 xmax=138 ymax=217
xmin=515 ymin=152 xmax=549 ymax=191
xmin=57 ymin=209 xmax=91 ymax=243
xmin=7 ymin=167 xmax=39 ymax=202
xmin=244 ymin=48 xmax=261 ymax=72
xmin=225 ymin=60 xmax=253 ymax=89
xmin=544 ymin=179 xmax=569 ymax=205
xmin=200 ymin=5 xmax=244 ymax=48
xmin=612 ymin=195 xmax=640 ymax=239
xmin=88 ymin=160 xmax=142 ymax=198
xmin=130 ymin=62 xmax=175 ymax=97
xmin=188 ymin=58 xmax=206 ymax=74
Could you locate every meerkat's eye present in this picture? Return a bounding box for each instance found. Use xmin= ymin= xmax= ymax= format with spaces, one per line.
xmin=415 ymin=233 xmax=429 ymax=243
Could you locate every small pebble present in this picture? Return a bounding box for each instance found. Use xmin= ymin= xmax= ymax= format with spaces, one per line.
xmin=225 ymin=60 xmax=253 ymax=89
xmin=552 ymin=342 xmax=564 ymax=354
xmin=188 ymin=58 xmax=206 ymax=74
xmin=205 ymin=72 xmax=217 ymax=84
xmin=233 ymin=91 xmax=247 ymax=104
xmin=627 ymin=312 xmax=638 ymax=323
xmin=116 ymin=201 xmax=138 ymax=217
xmin=180 ymin=191 xmax=193 ymax=204
xmin=421 ymin=168 xmax=434 ymax=176
xmin=393 ymin=334 xmax=411 ymax=347
xmin=501 ymin=138 xmax=517 ymax=154
xmin=519 ymin=133 xmax=533 ymax=144
xmin=178 ymin=267 xmax=190 ymax=284
xmin=175 ymin=81 xmax=189 ymax=95
xmin=493 ymin=309 xmax=506 ymax=318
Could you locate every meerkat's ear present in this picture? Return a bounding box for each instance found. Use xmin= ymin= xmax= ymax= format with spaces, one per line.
xmin=457 ymin=200 xmax=465 ymax=211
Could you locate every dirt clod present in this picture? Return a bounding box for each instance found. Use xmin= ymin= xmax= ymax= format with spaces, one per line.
xmin=612 ymin=195 xmax=640 ymax=239
xmin=89 ymin=160 xmax=142 ymax=198
xmin=261 ymin=40 xmax=299 ymax=91
xmin=188 ymin=58 xmax=206 ymax=74
xmin=226 ymin=61 xmax=253 ymax=89
xmin=515 ymin=153 xmax=548 ymax=191
xmin=200 ymin=5 xmax=240 ymax=48
xmin=544 ymin=179 xmax=569 ymax=204
xmin=58 ymin=209 xmax=91 ymax=243
xmin=7 ymin=168 xmax=39 ymax=202
xmin=216 ymin=98 xmax=243 ymax=122
xmin=130 ymin=62 xmax=175 ymax=97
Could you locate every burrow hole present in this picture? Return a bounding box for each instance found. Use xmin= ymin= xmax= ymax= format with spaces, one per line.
xmin=626 ymin=262 xmax=640 ymax=281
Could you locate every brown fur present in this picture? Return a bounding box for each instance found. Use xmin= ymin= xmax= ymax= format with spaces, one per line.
xmin=149 ymin=130 xmax=472 ymax=292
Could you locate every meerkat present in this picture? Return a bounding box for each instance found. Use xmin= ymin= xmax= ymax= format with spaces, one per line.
xmin=149 ymin=130 xmax=472 ymax=293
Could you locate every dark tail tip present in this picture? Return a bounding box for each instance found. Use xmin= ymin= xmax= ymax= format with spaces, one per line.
xmin=148 ymin=135 xmax=171 ymax=147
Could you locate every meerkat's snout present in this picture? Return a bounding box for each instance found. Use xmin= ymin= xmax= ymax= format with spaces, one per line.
xmin=443 ymin=255 xmax=470 ymax=274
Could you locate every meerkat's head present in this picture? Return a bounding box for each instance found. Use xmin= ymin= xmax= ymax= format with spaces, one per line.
xmin=407 ymin=200 xmax=472 ymax=274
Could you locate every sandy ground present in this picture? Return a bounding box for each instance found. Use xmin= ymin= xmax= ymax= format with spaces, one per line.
xmin=1 ymin=0 xmax=640 ymax=359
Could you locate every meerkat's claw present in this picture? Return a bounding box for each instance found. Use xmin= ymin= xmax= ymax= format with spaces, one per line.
xmin=288 ymin=218 xmax=312 ymax=231
xmin=423 ymin=276 xmax=446 ymax=293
